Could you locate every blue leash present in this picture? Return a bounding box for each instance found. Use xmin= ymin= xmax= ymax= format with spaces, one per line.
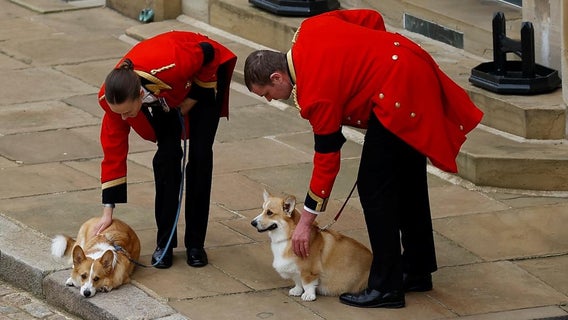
xmin=116 ymin=106 xmax=187 ymax=268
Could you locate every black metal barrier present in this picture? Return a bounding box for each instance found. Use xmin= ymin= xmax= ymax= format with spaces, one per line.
xmin=248 ymin=0 xmax=340 ymax=17
xmin=469 ymin=12 xmax=560 ymax=95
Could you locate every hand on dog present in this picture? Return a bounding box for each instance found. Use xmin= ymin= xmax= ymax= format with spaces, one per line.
xmin=93 ymin=208 xmax=113 ymax=236
xmin=292 ymin=209 xmax=317 ymax=258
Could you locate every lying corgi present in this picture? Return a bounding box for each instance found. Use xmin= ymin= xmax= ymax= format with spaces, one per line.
xmin=251 ymin=190 xmax=372 ymax=301
xmin=51 ymin=217 xmax=141 ymax=298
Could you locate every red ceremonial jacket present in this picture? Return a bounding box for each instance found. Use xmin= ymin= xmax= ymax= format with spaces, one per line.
xmin=288 ymin=9 xmax=483 ymax=212
xmin=99 ymin=31 xmax=237 ymax=204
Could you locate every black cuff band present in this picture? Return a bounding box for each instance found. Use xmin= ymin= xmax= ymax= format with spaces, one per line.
xmin=314 ymin=129 xmax=346 ymax=153
xmin=102 ymin=183 xmax=127 ymax=204
xmin=198 ymin=42 xmax=214 ymax=66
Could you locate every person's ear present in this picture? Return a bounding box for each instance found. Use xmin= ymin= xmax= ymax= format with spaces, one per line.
xmin=269 ymin=72 xmax=282 ymax=84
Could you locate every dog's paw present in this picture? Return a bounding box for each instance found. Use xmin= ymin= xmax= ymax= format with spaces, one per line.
xmin=99 ymin=286 xmax=113 ymax=293
xmin=65 ymin=278 xmax=75 ymax=287
xmin=289 ymin=286 xmax=303 ymax=297
xmin=301 ymin=292 xmax=316 ymax=301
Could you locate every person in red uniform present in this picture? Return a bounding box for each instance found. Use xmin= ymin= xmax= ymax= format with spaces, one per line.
xmin=95 ymin=31 xmax=237 ymax=269
xmin=244 ymin=9 xmax=482 ymax=308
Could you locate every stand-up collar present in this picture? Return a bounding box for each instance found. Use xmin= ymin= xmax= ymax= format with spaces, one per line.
xmin=286 ymin=50 xmax=297 ymax=85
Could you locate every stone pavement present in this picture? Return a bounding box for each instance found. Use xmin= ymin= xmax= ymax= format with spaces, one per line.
xmin=0 ymin=0 xmax=567 ymax=319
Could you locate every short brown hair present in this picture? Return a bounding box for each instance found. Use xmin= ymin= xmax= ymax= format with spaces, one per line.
xmin=244 ymin=50 xmax=287 ymax=90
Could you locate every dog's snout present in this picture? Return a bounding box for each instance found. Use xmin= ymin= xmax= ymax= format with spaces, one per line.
xmin=251 ymin=220 xmax=257 ymax=227
xmin=83 ymin=289 xmax=92 ymax=297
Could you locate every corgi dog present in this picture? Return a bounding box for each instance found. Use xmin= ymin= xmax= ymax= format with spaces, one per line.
xmin=251 ymin=190 xmax=372 ymax=301
xmin=51 ymin=217 xmax=141 ymax=298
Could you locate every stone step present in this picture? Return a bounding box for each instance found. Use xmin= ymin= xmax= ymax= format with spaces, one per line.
xmin=124 ymin=7 xmax=568 ymax=191
xmin=358 ymin=0 xmax=522 ymax=61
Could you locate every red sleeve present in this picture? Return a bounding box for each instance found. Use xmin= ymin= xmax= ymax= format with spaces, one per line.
xmin=304 ymin=150 xmax=341 ymax=212
xmin=99 ymin=92 xmax=130 ymax=203
xmin=300 ymin=100 xmax=344 ymax=213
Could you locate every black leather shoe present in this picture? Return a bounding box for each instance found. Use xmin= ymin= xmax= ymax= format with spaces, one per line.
xmin=151 ymin=246 xmax=173 ymax=269
xmin=187 ymin=247 xmax=208 ymax=267
xmin=339 ymin=289 xmax=405 ymax=308
xmin=403 ymin=273 xmax=433 ymax=292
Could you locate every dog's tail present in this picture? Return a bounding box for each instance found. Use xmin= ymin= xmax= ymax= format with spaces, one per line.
xmin=51 ymin=235 xmax=75 ymax=258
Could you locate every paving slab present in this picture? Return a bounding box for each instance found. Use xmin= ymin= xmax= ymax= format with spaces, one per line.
xmin=62 ymin=94 xmax=105 ymax=118
xmin=133 ymin=257 xmax=252 ymax=300
xmin=26 ymin=6 xmax=137 ymax=36
xmin=305 ymin=293 xmax=455 ymax=320
xmin=0 ymin=67 xmax=95 ymax=106
xmin=429 ymin=261 xmax=567 ymax=316
xmin=0 ymin=50 xmax=29 ymax=68
xmin=0 ymin=16 xmax=55 ymax=41
xmin=211 ymin=173 xmax=274 ymax=211
xmin=0 ymin=163 xmax=99 ymax=199
xmin=1 ymin=34 xmax=132 ymax=67
xmin=57 ymin=59 xmax=120 ymax=88
xmin=433 ymin=203 xmax=568 ymax=260
xmin=429 ymin=184 xmax=511 ymax=218
xmin=212 ymin=137 xmax=312 ymax=174
xmin=9 ymin=0 xmax=104 ymax=13
xmin=0 ymin=129 xmax=102 ymax=164
xmin=0 ymin=100 xmax=99 ymax=135
xmin=516 ymin=255 xmax=568 ymax=296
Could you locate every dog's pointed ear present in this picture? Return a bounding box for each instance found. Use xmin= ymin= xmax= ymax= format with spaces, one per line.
xmin=283 ymin=195 xmax=296 ymax=216
xmin=72 ymin=246 xmax=86 ymax=265
xmin=263 ymin=189 xmax=270 ymax=202
xmin=100 ymin=250 xmax=114 ymax=271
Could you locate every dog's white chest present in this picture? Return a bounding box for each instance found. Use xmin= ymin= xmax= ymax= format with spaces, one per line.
xmin=271 ymin=241 xmax=298 ymax=277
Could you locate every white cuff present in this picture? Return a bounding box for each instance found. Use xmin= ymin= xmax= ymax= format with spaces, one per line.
xmin=303 ymin=205 xmax=320 ymax=215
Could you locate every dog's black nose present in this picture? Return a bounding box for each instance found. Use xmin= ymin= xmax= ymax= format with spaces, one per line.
xmin=83 ymin=289 xmax=92 ymax=297
xmin=251 ymin=220 xmax=257 ymax=227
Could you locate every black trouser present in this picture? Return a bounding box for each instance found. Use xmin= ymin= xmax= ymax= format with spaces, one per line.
xmin=357 ymin=113 xmax=437 ymax=293
xmin=146 ymin=88 xmax=220 ymax=250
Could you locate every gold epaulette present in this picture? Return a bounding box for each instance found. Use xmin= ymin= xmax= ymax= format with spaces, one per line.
xmin=134 ymin=70 xmax=172 ymax=95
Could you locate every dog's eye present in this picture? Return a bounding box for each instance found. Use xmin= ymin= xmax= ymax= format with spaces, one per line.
xmin=93 ymin=277 xmax=99 ymax=282
xmin=81 ymin=274 xmax=87 ymax=280
xmin=267 ymin=210 xmax=273 ymax=216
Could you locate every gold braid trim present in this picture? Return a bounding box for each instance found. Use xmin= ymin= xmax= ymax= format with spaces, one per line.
xmin=102 ymin=177 xmax=127 ymax=190
xmin=193 ymin=78 xmax=217 ymax=89
xmin=291 ymin=26 xmax=300 ymax=44
xmin=286 ymin=50 xmax=300 ymax=111
xmin=133 ymin=70 xmax=172 ymax=95
xmin=308 ymin=189 xmax=329 ymax=212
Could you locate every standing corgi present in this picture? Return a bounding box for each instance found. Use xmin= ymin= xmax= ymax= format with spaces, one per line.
xmin=251 ymin=190 xmax=372 ymax=301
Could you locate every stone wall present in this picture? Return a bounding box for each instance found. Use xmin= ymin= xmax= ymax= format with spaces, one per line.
xmin=106 ymin=0 xmax=181 ymax=22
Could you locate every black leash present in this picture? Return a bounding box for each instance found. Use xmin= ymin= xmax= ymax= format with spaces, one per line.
xmin=113 ymin=244 xmax=152 ymax=268
xmin=319 ymin=181 xmax=357 ymax=231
